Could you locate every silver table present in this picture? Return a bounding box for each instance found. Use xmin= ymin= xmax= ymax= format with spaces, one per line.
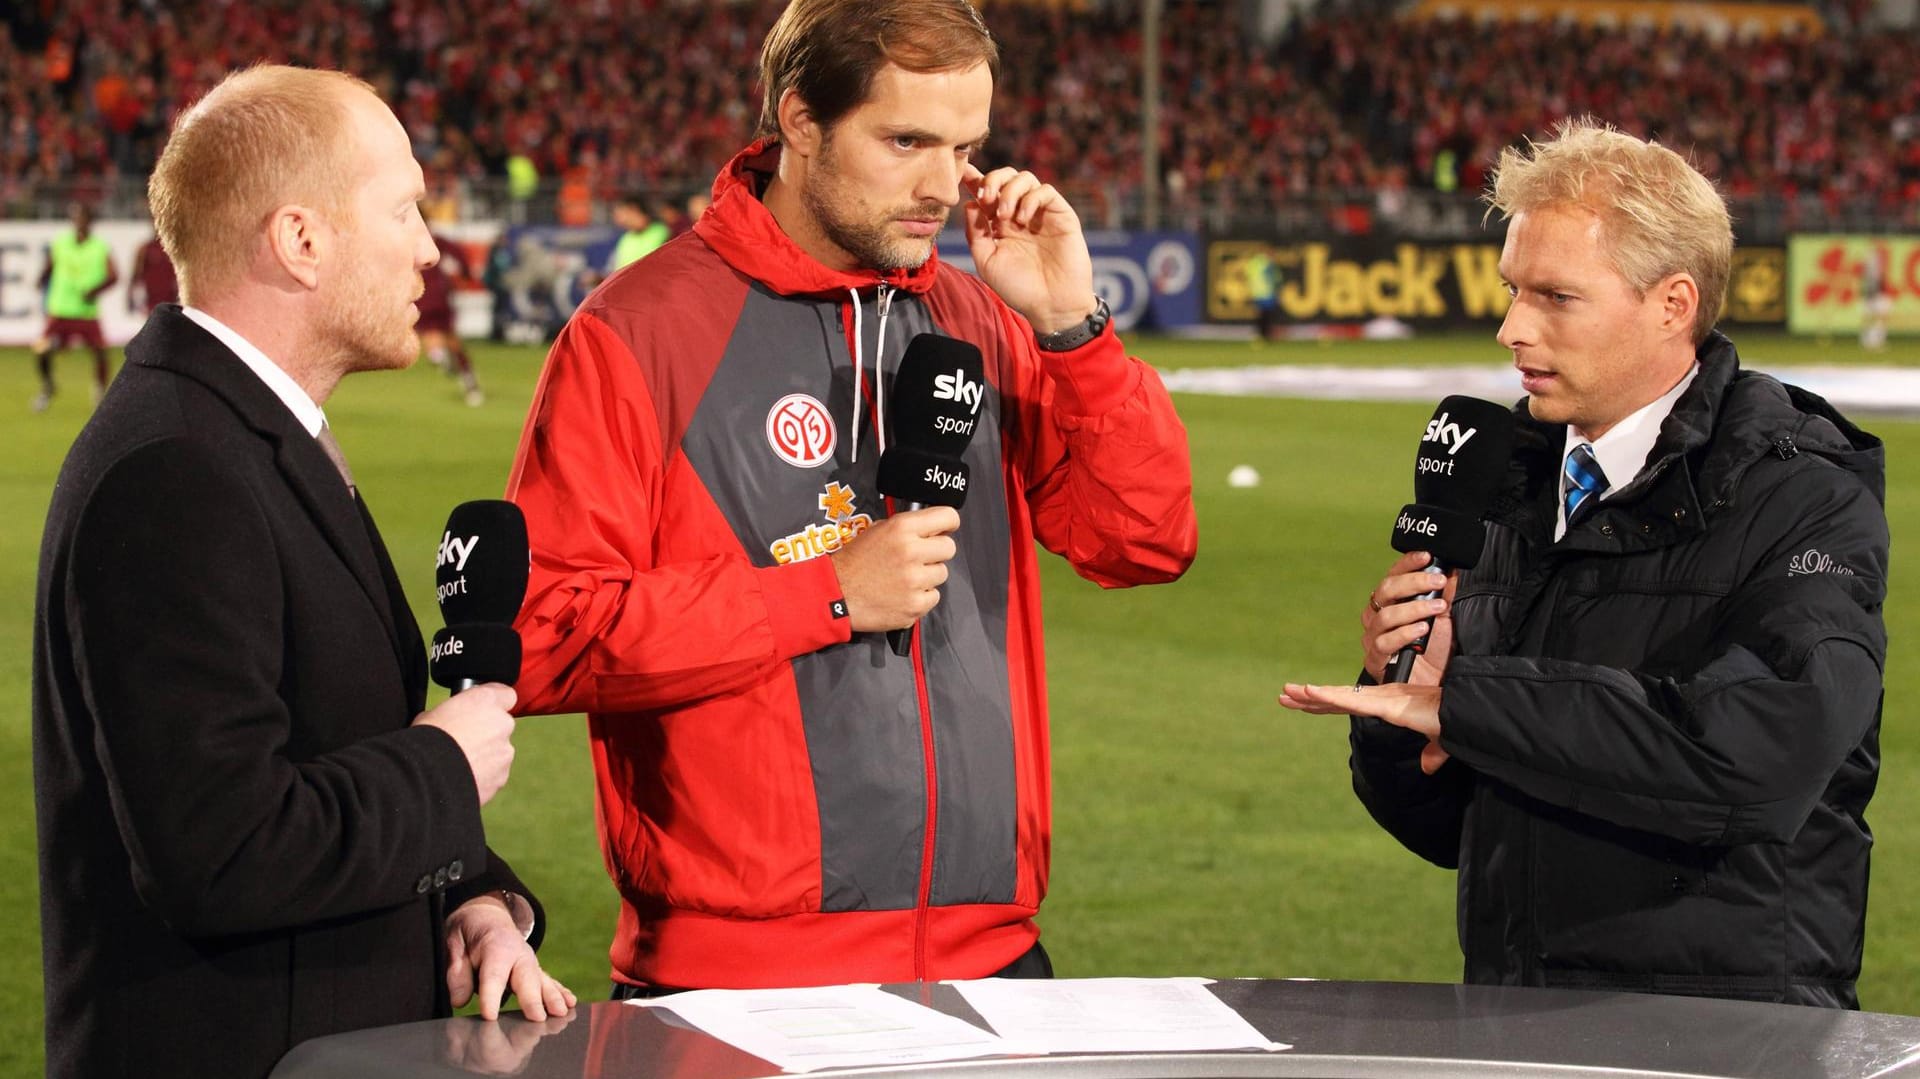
xmin=271 ymin=979 xmax=1920 ymax=1078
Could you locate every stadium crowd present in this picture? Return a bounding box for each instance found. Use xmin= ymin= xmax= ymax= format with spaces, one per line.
xmin=2 ymin=0 xmax=1917 ymax=227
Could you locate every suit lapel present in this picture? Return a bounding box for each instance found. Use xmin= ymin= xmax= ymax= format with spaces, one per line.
xmin=126 ymin=307 xmax=416 ymax=674
xmin=276 ymin=441 xmax=408 ymax=654
xmin=357 ymin=497 xmax=430 ymax=708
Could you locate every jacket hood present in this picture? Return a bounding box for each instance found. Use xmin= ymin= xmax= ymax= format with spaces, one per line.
xmin=1675 ymin=332 xmax=1885 ymax=509
xmin=694 ymin=138 xmax=941 ymax=300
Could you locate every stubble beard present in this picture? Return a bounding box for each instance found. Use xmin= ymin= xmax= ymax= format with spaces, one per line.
xmin=323 ymin=254 xmax=422 ymax=373
xmin=801 ymin=142 xmax=945 ymax=272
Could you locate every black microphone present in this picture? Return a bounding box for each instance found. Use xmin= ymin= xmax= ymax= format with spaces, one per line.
xmin=1384 ymin=395 xmax=1514 ymax=683
xmin=875 ymin=334 xmax=986 ymax=656
xmin=433 ymin=500 xmax=530 ymax=691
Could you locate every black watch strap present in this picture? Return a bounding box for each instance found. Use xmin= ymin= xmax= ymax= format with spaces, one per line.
xmin=1035 ymin=295 xmax=1111 ymax=352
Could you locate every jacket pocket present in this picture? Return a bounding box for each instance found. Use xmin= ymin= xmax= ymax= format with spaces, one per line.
xmin=1524 ymin=810 xmax=1785 ymax=985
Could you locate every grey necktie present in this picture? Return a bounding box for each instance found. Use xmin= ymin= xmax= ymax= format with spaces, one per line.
xmin=315 ymin=424 xmax=357 ymax=495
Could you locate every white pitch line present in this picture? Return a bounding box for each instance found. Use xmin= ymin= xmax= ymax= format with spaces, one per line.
xmin=1158 ymin=364 xmax=1920 ymax=415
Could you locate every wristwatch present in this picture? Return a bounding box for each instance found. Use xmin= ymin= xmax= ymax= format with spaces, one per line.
xmin=1034 ymin=295 xmax=1111 ymax=352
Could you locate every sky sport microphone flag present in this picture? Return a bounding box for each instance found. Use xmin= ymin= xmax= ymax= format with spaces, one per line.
xmin=1389 ymin=395 xmax=1514 ymax=568
xmin=1386 ymin=395 xmax=1514 ymax=683
xmin=876 ymin=333 xmax=987 ymax=510
xmin=877 ymin=333 xmax=986 ymax=655
xmin=432 ymin=500 xmax=529 ymax=690
xmin=436 ymin=499 xmax=530 ymax=624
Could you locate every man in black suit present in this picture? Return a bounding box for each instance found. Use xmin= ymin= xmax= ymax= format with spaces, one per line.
xmin=33 ymin=65 xmax=575 ymax=1079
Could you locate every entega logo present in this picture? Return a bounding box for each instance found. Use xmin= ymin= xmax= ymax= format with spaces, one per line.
xmin=770 ymin=481 xmax=875 ymax=565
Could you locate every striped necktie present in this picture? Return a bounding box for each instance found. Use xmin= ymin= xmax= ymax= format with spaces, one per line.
xmin=1563 ymin=442 xmax=1608 ymax=527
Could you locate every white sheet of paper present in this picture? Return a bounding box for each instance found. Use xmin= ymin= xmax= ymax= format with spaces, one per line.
xmin=635 ymin=984 xmax=1014 ymax=1073
xmin=950 ymin=976 xmax=1290 ymax=1054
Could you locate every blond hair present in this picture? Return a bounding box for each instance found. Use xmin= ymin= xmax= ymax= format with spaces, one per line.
xmin=1487 ymin=117 xmax=1732 ymax=345
xmin=148 ymin=65 xmax=372 ymax=303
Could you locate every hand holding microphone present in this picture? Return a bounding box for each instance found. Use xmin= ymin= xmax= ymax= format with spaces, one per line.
xmin=1282 ymin=396 xmax=1510 ymax=774
xmin=851 ymin=334 xmax=986 ymax=657
xmin=1363 ymin=551 xmax=1459 ymax=684
xmin=414 ymin=684 xmax=518 ymax=806
xmin=411 ymin=500 xmax=530 ymax=805
xmin=1377 ymin=395 xmax=1513 ymax=684
xmin=832 ymin=507 xmax=960 ymax=633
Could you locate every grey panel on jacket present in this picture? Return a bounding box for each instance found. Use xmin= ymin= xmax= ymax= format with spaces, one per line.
xmin=676 ymin=283 xmax=1016 ymax=912
xmin=917 ymin=318 xmax=1016 ymax=909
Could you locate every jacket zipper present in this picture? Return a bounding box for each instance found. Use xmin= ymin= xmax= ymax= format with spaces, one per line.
xmin=841 ymin=282 xmax=938 ymax=980
xmin=870 ymin=278 xmax=940 ymax=982
xmin=911 ymin=627 xmax=938 ymax=981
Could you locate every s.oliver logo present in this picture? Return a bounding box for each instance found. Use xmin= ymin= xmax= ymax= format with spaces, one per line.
xmin=765 ymin=393 xmax=836 ymax=468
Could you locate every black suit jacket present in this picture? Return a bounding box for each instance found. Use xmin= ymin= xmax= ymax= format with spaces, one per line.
xmin=33 ymin=305 xmax=541 ymax=1078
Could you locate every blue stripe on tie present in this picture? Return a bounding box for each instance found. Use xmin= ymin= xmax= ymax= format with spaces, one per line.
xmin=1564 ymin=443 xmax=1609 ymax=526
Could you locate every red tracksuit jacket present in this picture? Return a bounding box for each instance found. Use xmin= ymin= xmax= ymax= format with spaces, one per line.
xmin=506 ymin=140 xmax=1196 ymax=989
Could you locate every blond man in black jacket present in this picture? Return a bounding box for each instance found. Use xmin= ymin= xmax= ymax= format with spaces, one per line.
xmin=1283 ymin=118 xmax=1887 ymax=1008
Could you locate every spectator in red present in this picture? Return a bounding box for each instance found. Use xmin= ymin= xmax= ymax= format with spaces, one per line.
xmin=129 ymin=230 xmax=177 ymax=316
xmin=6 ymin=1 xmax=1919 ymax=229
xmin=420 ymin=234 xmax=484 ymax=406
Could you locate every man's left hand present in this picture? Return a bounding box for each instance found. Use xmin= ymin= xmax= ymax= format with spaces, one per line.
xmin=961 ymin=163 xmax=1097 ymax=336
xmin=1279 ymin=682 xmax=1450 ymax=774
xmin=445 ymin=894 xmax=576 ymax=1021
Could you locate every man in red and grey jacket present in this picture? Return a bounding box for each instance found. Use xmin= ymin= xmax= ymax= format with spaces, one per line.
xmin=505 ymin=0 xmax=1197 ymax=995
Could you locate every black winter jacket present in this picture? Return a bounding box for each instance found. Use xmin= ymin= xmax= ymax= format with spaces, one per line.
xmin=1352 ymin=332 xmax=1888 ymax=1007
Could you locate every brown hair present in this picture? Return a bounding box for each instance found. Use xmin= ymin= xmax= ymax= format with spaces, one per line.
xmin=148 ymin=65 xmax=372 ymax=303
xmin=756 ymin=0 xmax=1000 ymax=140
xmin=1487 ymin=117 xmax=1733 ymax=345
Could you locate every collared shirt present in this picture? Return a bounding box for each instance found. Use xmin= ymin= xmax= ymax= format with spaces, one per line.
xmin=181 ymin=306 xmax=327 ymax=437
xmin=1555 ymin=363 xmax=1699 ymax=541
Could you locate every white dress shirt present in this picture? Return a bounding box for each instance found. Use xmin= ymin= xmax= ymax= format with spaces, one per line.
xmin=181 ymin=306 xmax=328 ymax=437
xmin=1555 ymin=364 xmax=1699 ymax=541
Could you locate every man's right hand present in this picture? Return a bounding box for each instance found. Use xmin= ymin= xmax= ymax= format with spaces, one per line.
xmin=413 ymin=684 xmax=518 ymax=805
xmin=1357 ymin=552 xmax=1459 ymax=774
xmin=830 ymin=506 xmax=961 ymax=632
xmin=1361 ymin=551 xmax=1457 ymax=685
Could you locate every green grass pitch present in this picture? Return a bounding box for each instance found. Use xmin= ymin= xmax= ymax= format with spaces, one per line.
xmin=1 ymin=328 xmax=1916 ymax=1071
